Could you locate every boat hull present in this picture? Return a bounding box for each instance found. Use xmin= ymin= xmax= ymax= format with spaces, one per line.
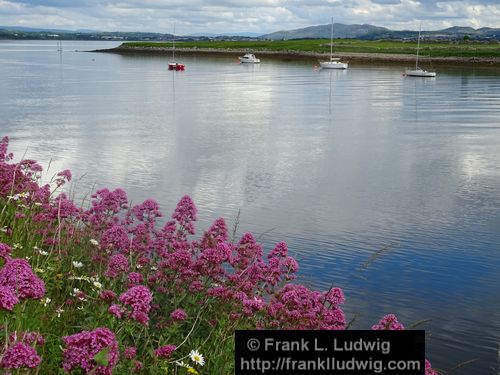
xmin=239 ymin=58 xmax=260 ymax=63
xmin=405 ymin=69 xmax=436 ymax=77
xmin=320 ymin=61 xmax=348 ymax=69
xmin=168 ymin=63 xmax=185 ymax=71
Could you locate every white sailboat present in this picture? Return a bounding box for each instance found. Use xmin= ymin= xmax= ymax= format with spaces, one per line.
xmin=405 ymin=24 xmax=436 ymax=77
xmin=320 ymin=18 xmax=348 ymax=69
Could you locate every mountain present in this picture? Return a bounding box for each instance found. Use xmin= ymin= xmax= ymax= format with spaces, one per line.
xmin=261 ymin=23 xmax=390 ymax=40
xmin=1 ymin=24 xmax=499 ymax=41
xmin=261 ymin=23 xmax=500 ymax=40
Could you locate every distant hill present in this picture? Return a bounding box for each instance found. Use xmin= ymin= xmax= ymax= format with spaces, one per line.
xmin=261 ymin=23 xmax=389 ymax=40
xmin=0 ymin=27 xmax=176 ymax=41
xmin=261 ymin=23 xmax=500 ymax=40
xmin=1 ymin=24 xmax=499 ymax=41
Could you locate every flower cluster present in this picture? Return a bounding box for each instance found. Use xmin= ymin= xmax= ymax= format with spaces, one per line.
xmin=0 ymin=242 xmax=11 ymax=260
xmin=371 ymin=314 xmax=405 ymax=330
xmin=266 ymin=284 xmax=345 ymax=330
xmin=371 ymin=314 xmax=437 ymax=375
xmin=0 ymin=258 xmax=45 ymax=300
xmin=104 ymin=254 xmax=129 ymax=278
xmin=109 ymin=285 xmax=153 ymax=325
xmin=0 ymin=342 xmax=42 ymax=369
xmin=0 ymin=285 xmax=19 ymax=311
xmin=154 ymin=344 xmax=176 ymax=358
xmin=62 ymin=328 xmax=119 ymax=375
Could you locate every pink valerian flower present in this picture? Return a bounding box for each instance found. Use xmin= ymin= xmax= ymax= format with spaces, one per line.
xmin=118 ymin=285 xmax=153 ymax=325
xmin=371 ymin=314 xmax=405 ymax=330
xmin=127 ymin=272 xmax=143 ymax=285
xmin=231 ymin=232 xmax=263 ymax=270
xmin=324 ymin=287 xmax=345 ymax=306
xmin=171 ymin=195 xmax=197 ymax=235
xmin=154 ymin=344 xmax=176 ymax=358
xmin=194 ymin=243 xmax=231 ymax=278
xmin=62 ymin=327 xmax=119 ymax=375
xmin=108 ymin=304 xmax=124 ymax=319
xmin=123 ymin=346 xmax=137 ymax=359
xmin=200 ymin=217 xmax=228 ymax=248
xmin=425 ymin=359 xmax=438 ymax=375
xmin=86 ymin=188 xmax=128 ymax=229
xmin=0 ymin=243 xmax=12 ymax=260
xmin=170 ymin=308 xmax=187 ymax=322
xmin=55 ymin=169 xmax=72 ymax=187
xmin=47 ymin=193 xmax=81 ymax=220
xmin=99 ymin=290 xmax=117 ymax=302
xmin=159 ymin=249 xmax=193 ymax=274
xmin=0 ymin=258 xmax=45 ymax=300
xmin=241 ymin=296 xmax=266 ymax=316
xmin=189 ymin=280 xmax=204 ymax=292
xmin=130 ymin=199 xmax=162 ymax=227
xmin=101 ymin=225 xmax=130 ymax=252
xmin=264 ymin=242 xmax=299 ymax=287
xmin=0 ymin=342 xmax=42 ymax=369
xmin=266 ymin=284 xmax=346 ymax=330
xmin=0 ymin=286 xmax=19 ymax=311
xmin=129 ymin=223 xmax=152 ymax=254
xmin=320 ymin=308 xmax=347 ymax=330
xmin=0 ymin=136 xmax=13 ymax=162
xmin=104 ymin=254 xmax=129 ymax=279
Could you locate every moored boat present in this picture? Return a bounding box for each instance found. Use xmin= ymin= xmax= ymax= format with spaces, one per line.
xmin=320 ymin=58 xmax=348 ymax=70
xmin=319 ymin=18 xmax=348 ymax=70
xmin=239 ymin=53 xmax=260 ymax=63
xmin=168 ymin=62 xmax=185 ymax=71
xmin=405 ymin=23 xmax=436 ymax=78
xmin=168 ymin=25 xmax=185 ymax=71
xmin=404 ymin=67 xmax=436 ymax=77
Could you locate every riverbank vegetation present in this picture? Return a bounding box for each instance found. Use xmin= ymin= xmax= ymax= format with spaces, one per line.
xmin=0 ymin=136 xmax=438 ymax=374
xmin=121 ymin=39 xmax=500 ymax=59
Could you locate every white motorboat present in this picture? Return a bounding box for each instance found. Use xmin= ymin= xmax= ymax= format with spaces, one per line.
xmin=405 ymin=24 xmax=436 ymax=77
xmin=239 ymin=53 xmax=260 ymax=63
xmin=319 ymin=18 xmax=348 ymax=70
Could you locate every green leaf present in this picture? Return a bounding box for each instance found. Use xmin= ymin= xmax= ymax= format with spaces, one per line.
xmin=94 ymin=347 xmax=110 ymax=366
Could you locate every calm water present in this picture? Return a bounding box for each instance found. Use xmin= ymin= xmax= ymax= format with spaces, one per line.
xmin=1 ymin=40 xmax=500 ymax=374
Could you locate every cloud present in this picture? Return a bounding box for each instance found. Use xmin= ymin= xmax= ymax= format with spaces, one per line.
xmin=0 ymin=0 xmax=499 ymax=34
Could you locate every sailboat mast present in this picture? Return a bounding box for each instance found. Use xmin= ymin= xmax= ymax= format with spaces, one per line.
xmin=329 ymin=17 xmax=334 ymax=61
xmin=416 ymin=23 xmax=421 ymax=69
xmin=172 ymin=24 xmax=175 ymax=61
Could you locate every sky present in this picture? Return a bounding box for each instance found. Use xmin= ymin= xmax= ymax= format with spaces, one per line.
xmin=1 ymin=0 xmax=499 ymax=35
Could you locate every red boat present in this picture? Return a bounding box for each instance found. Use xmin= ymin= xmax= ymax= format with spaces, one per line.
xmin=168 ymin=25 xmax=185 ymax=71
xmin=168 ymin=62 xmax=185 ymax=71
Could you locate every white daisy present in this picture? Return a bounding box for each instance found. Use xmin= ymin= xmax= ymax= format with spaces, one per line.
xmin=72 ymin=261 xmax=84 ymax=268
xmin=189 ymin=349 xmax=205 ymax=366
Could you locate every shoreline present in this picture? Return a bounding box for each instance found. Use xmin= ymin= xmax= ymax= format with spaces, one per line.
xmin=94 ymin=45 xmax=500 ymax=67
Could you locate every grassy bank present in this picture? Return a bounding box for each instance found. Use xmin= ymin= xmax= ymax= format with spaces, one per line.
xmin=0 ymin=135 xmax=438 ymax=374
xmin=120 ymin=39 xmax=500 ymax=59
